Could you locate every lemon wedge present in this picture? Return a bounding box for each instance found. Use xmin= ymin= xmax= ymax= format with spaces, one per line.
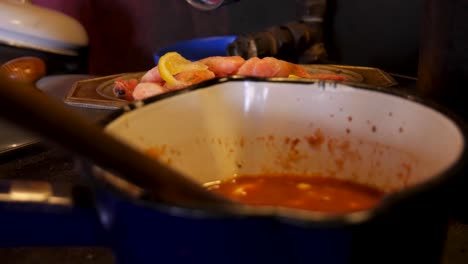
xmin=288 ymin=74 xmax=302 ymax=79
xmin=158 ymin=52 xmax=208 ymax=89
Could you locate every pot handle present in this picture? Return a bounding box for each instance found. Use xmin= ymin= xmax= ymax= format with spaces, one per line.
xmin=0 ymin=179 xmax=107 ymax=246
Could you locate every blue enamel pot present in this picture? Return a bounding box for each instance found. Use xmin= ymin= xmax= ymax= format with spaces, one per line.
xmin=153 ymin=36 xmax=236 ymax=64
xmin=1 ymin=78 xmax=467 ymax=264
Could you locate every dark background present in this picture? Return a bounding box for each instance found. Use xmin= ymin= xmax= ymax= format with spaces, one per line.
xmin=32 ymin=0 xmax=422 ymax=76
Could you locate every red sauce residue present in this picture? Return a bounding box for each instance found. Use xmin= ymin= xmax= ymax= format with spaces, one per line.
xmin=284 ymin=137 xmax=291 ymax=144
xmin=346 ymin=128 xmax=351 ymax=134
xmin=402 ymin=163 xmax=412 ymax=176
xmin=335 ymin=159 xmax=344 ymax=170
xmin=169 ymin=148 xmax=179 ymax=155
xmin=146 ymin=145 xmax=167 ymax=159
xmin=339 ymin=140 xmax=350 ymax=151
xmin=371 ymin=126 xmax=377 ymax=133
xmin=146 ymin=146 xmax=176 ymax=165
xmin=276 ymin=137 xmax=307 ymax=169
xmin=291 ymin=138 xmax=301 ymax=150
xmin=348 ymin=116 xmax=353 ymax=122
xmin=327 ymin=139 xmax=336 ymax=155
xmin=239 ymin=137 xmax=245 ymax=147
xmin=207 ymin=174 xmax=384 ymax=214
xmin=399 ymin=127 xmax=404 ymax=133
xmin=396 ymin=163 xmax=413 ymax=187
xmin=304 ymin=129 xmax=325 ymax=149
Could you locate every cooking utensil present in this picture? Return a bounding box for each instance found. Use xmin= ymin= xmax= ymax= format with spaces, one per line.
xmin=0 ymin=0 xmax=87 ymax=56
xmin=0 ymin=59 xmax=100 ymax=156
xmin=85 ymin=77 xmax=466 ymax=264
xmin=0 ymin=57 xmax=231 ymax=209
xmin=0 ymin=67 xmax=466 ymax=263
xmin=0 ymin=0 xmax=89 ymax=77
xmin=0 ymin=56 xmax=46 ymax=155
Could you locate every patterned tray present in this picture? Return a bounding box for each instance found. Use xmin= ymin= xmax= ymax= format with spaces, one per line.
xmin=64 ymin=65 xmax=398 ymax=110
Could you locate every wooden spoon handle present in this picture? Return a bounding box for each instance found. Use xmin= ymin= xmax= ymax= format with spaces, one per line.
xmin=0 ymin=57 xmax=46 ymax=86
xmin=0 ymin=58 xmax=230 ymax=209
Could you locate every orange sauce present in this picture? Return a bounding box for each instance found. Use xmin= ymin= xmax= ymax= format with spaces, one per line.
xmin=206 ymin=174 xmax=385 ymax=214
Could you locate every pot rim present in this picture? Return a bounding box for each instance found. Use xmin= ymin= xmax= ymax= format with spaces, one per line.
xmin=86 ymin=76 xmax=468 ymax=227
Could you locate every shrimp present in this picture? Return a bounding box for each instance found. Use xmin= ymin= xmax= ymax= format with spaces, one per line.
xmin=236 ymin=57 xmax=313 ymax=78
xmin=140 ymin=66 xmax=164 ymax=83
xmin=198 ymin=56 xmax=245 ymax=77
xmin=236 ymin=57 xmax=262 ymax=76
xmin=165 ymin=69 xmax=215 ymax=90
xmin=131 ymin=55 xmax=345 ymax=102
xmin=132 ymin=82 xmax=168 ymax=100
xmin=113 ymin=78 xmax=139 ymax=101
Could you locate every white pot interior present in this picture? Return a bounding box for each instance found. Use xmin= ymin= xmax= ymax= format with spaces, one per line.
xmin=104 ymin=81 xmax=464 ymax=194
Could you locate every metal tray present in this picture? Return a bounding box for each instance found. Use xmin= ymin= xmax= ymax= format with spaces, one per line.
xmin=64 ymin=65 xmax=397 ymax=110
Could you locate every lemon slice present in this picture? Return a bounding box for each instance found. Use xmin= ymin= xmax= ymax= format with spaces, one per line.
xmin=288 ymin=74 xmax=302 ymax=79
xmin=158 ymin=52 xmax=208 ymax=89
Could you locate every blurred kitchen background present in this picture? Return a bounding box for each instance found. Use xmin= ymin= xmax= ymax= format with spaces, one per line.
xmin=30 ymin=0 xmax=421 ymax=77
xmin=6 ymin=1 xmax=460 ymax=264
